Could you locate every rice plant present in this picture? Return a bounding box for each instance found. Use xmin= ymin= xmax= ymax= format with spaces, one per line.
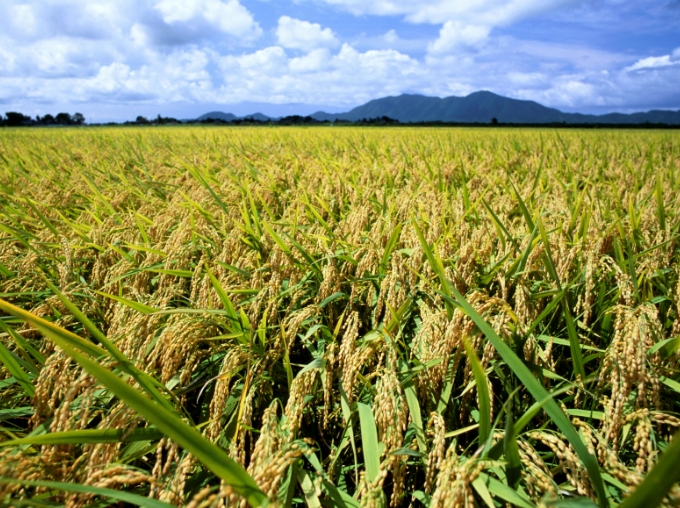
xmin=0 ymin=126 xmax=679 ymax=507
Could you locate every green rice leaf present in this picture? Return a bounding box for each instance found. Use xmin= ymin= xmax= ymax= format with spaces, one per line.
xmin=41 ymin=280 xmax=176 ymax=413
xmin=0 ymin=301 xmax=267 ymax=507
xmin=503 ymin=398 xmax=521 ymax=490
xmin=205 ymin=263 xmax=242 ymax=329
xmin=0 ymin=260 xmax=14 ymax=278
xmin=655 ymin=175 xmax=666 ymax=231
xmin=143 ymin=268 xmax=193 ymax=277
xmin=357 ymin=402 xmax=381 ymax=483
xmin=512 ymin=184 xmax=535 ymax=232
xmin=480 ymin=473 xmax=535 ymax=508
xmin=482 ymin=199 xmax=519 ymax=252
xmin=318 ymin=292 xmax=347 ymax=309
xmin=462 ymin=336 xmax=491 ymax=446
xmin=93 ymin=291 xmax=158 ymax=314
xmin=297 ymin=467 xmax=322 ymax=508
xmin=0 ymin=299 xmax=105 ymax=359
xmin=403 ymin=379 xmax=427 ymax=455
xmin=279 ymin=460 xmax=298 ymax=508
xmin=0 ymin=339 xmax=35 ymax=397
xmin=660 ymin=376 xmax=680 ymax=394
xmin=536 ymin=214 xmax=585 ymax=381
xmin=0 ymin=478 xmax=174 ymax=508
xmin=0 ymin=406 xmax=33 ymax=421
xmin=471 ymin=476 xmax=496 ymax=508
xmin=447 ymin=286 xmax=607 ymax=508
xmin=0 ymin=320 xmax=45 ymax=365
xmin=262 ymin=221 xmax=292 ymax=256
xmin=379 ymin=221 xmax=403 ymax=274
xmin=0 ymin=427 xmax=163 ymax=447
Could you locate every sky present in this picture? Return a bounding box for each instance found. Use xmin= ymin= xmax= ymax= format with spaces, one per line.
xmin=1 ymin=0 xmax=679 ymax=122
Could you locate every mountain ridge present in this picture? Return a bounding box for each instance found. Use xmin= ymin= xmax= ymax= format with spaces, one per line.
xmin=198 ymin=91 xmax=680 ymax=125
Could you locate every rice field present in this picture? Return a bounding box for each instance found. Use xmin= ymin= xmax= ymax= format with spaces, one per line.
xmin=0 ymin=126 xmax=679 ymax=508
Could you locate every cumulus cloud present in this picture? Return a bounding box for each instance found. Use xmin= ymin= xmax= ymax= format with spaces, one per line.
xmin=217 ymin=44 xmax=420 ymax=106
xmin=384 ymin=30 xmax=399 ymax=43
xmin=0 ymin=0 xmax=261 ymax=47
xmin=154 ymin=0 xmax=261 ymax=39
xmin=539 ymin=71 xmax=679 ymax=111
xmin=2 ymin=1 xmax=122 ymax=41
xmin=276 ymin=16 xmax=339 ymax=51
xmin=626 ymin=49 xmax=680 ymax=71
xmin=427 ymin=21 xmax=490 ymax=54
xmin=290 ymin=48 xmax=332 ymax=72
xmin=306 ymin=1 xmax=574 ymax=63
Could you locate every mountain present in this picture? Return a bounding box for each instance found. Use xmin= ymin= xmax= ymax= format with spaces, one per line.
xmin=197 ymin=111 xmax=237 ymax=121
xmin=197 ymin=91 xmax=680 ymax=125
xmin=241 ymin=113 xmax=271 ymax=122
xmin=310 ymin=91 xmax=680 ymax=124
xmin=197 ymin=111 xmax=273 ymax=122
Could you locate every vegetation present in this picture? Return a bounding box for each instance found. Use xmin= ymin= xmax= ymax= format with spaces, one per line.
xmin=0 ymin=126 xmax=679 ymax=507
xmin=1 ymin=112 xmax=85 ymax=127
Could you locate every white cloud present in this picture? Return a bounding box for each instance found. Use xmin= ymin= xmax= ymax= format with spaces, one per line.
xmin=626 ymin=51 xmax=680 ymax=72
xmin=154 ymin=0 xmax=261 ymax=39
xmin=335 ymin=44 xmax=417 ymax=76
xmin=215 ymin=44 xmax=420 ymax=106
xmin=10 ymin=5 xmax=37 ymax=35
xmin=305 ymin=0 xmax=575 ymax=25
xmin=91 ymin=62 xmax=133 ymax=94
xmin=0 ymin=0 xmax=678 ymax=121
xmin=525 ymin=78 xmax=601 ymax=108
xmin=506 ymin=71 xmax=548 ymax=87
xmin=310 ymin=1 xmax=572 ymax=61
xmin=276 ymin=16 xmax=339 ymax=51
xmin=290 ymin=48 xmax=332 ymax=72
xmin=427 ymin=21 xmax=490 ymax=54
xmin=384 ymin=30 xmax=398 ymax=43
xmin=0 ymin=0 xmax=262 ymax=47
xmin=231 ymin=46 xmax=288 ymax=73
xmin=130 ymin=24 xmax=149 ymax=47
xmin=0 ymin=41 xmax=17 ymax=74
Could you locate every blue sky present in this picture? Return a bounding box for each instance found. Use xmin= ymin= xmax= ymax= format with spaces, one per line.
xmin=0 ymin=0 xmax=678 ymax=122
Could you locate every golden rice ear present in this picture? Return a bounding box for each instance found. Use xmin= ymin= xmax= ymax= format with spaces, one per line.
xmin=2 ymin=127 xmax=680 ymax=507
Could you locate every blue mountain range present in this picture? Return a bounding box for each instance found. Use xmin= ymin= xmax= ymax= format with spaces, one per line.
xmin=198 ymin=91 xmax=680 ymax=124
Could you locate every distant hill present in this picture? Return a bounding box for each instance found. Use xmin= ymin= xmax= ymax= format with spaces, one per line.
xmin=197 ymin=111 xmax=272 ymax=122
xmin=241 ymin=113 xmax=271 ymax=122
xmin=198 ymin=91 xmax=680 ymax=125
xmin=311 ymin=91 xmax=680 ymax=124
xmin=197 ymin=111 xmax=237 ymax=122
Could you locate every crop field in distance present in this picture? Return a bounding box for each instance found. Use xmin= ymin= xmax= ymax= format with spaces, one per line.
xmin=1 ymin=126 xmax=679 ymax=508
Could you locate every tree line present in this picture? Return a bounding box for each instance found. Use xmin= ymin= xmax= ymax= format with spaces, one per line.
xmin=0 ymin=111 xmax=402 ymax=127
xmin=1 ymin=112 xmax=85 ymax=127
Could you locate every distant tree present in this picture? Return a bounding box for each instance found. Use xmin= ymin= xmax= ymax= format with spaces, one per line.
xmin=136 ymin=116 xmax=149 ymax=124
xmin=153 ymin=114 xmax=179 ymax=125
xmin=73 ymin=113 xmax=85 ymax=125
xmin=41 ymin=114 xmax=56 ymax=125
xmin=491 ymin=117 xmax=498 ymax=125
xmin=55 ymin=113 xmax=72 ymax=125
xmin=199 ymin=117 xmax=229 ymax=125
xmin=375 ymin=116 xmax=398 ymax=124
xmin=5 ymin=112 xmax=32 ymax=126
